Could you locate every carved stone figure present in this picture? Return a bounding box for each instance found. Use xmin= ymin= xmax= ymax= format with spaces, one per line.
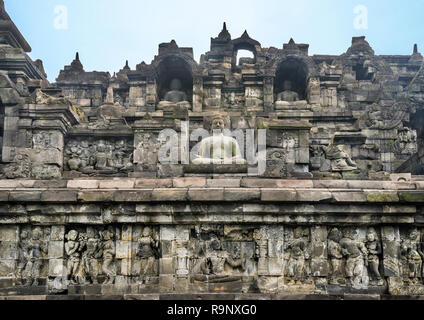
xmin=192 ymin=115 xmax=247 ymax=165
xmin=3 ymin=153 xmax=31 ymax=179
xmin=83 ymin=228 xmax=102 ymax=284
xmin=276 ymin=81 xmax=300 ymax=102
xmin=394 ymin=128 xmax=418 ymax=155
xmin=340 ymin=229 xmax=368 ymax=288
xmin=65 ymin=230 xmax=84 ymax=285
xmin=328 ymin=228 xmax=344 ymax=285
xmin=325 ymin=138 xmax=358 ymax=172
xmin=101 ymin=229 xmax=116 ymax=285
xmin=16 ymin=228 xmax=47 ymax=286
xmin=64 ymin=138 xmax=133 ymax=176
xmin=136 ymin=227 xmax=159 ymax=283
xmin=284 ymin=227 xmax=310 ymax=284
xmin=158 ymin=78 xmax=190 ymax=109
xmin=401 ymin=229 xmax=423 ymax=284
xmin=16 ymin=230 xmax=31 ymax=286
xmin=366 ymin=228 xmax=384 ymax=286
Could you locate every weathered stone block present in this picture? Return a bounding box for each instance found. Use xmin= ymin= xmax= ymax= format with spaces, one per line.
xmin=365 ymin=191 xmax=399 ymax=203
xmin=224 ymin=188 xmax=261 ymax=201
xmin=9 ymin=191 xmax=42 ymax=202
xmin=99 ymin=179 xmax=135 ymax=189
xmin=296 ymin=190 xmax=333 ymax=202
xmin=48 ymin=241 xmax=64 ymax=259
xmin=41 ymin=190 xmax=78 ymax=202
xmin=399 ymin=191 xmax=424 ymax=203
xmin=113 ymin=190 xmax=152 ymax=202
xmin=78 ymin=191 xmax=115 ymax=202
xmin=67 ymin=180 xmax=100 ymax=189
xmin=173 ymin=178 xmax=206 ymax=188
xmin=152 ymin=189 xmax=187 ymax=201
xmin=188 ymin=188 xmax=224 ymax=201
xmin=261 ymin=189 xmax=297 ymax=202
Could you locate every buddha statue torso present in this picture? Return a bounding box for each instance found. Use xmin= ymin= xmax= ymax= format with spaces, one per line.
xmin=192 ymin=117 xmax=247 ymax=165
xmin=158 ymin=78 xmax=190 ymax=109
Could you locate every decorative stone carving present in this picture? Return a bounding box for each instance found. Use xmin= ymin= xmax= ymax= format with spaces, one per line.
xmin=400 ymin=228 xmax=423 ymax=284
xmin=283 ymin=227 xmax=311 ymax=285
xmin=65 ymin=230 xmax=84 ymax=285
xmin=325 ymin=138 xmax=358 ymax=172
xmin=366 ymin=228 xmax=384 ymax=286
xmin=394 ymin=128 xmax=418 ymax=155
xmin=328 ymin=228 xmax=344 ymax=285
xmin=136 ymin=226 xmax=159 ymax=283
xmin=16 ymin=227 xmax=48 ymax=286
xmin=101 ymin=228 xmax=116 ymax=285
xmin=340 ymin=229 xmax=368 ymax=289
xmin=64 ymin=138 xmax=134 ymax=176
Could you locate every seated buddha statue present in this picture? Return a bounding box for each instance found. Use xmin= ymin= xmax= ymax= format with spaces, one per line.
xmin=158 ymin=78 xmax=191 ymax=109
xmin=275 ymin=81 xmax=307 ymax=110
xmin=192 ymin=116 xmax=247 ymax=165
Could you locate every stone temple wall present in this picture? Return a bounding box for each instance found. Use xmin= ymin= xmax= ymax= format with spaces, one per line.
xmin=0 ymin=3 xmax=424 ymax=299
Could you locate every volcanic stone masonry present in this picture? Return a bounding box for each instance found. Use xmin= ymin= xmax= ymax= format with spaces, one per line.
xmin=1 ymin=2 xmax=424 ymax=299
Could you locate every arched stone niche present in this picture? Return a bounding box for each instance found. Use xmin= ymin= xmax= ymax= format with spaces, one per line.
xmin=156 ymin=56 xmax=194 ymax=106
xmin=274 ymin=58 xmax=309 ymax=101
xmin=231 ymin=32 xmax=261 ymax=71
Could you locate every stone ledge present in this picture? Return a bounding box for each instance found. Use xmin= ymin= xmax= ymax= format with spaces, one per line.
xmin=3 ymin=187 xmax=424 ymax=204
xmin=0 ymin=179 xmax=421 ymax=191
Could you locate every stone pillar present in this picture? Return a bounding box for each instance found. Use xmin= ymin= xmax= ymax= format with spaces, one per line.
xmin=146 ymin=78 xmax=157 ymax=112
xmin=47 ymin=226 xmax=66 ymax=293
xmin=192 ymin=76 xmax=203 ymax=112
xmin=263 ymin=76 xmax=274 ymax=113
xmin=129 ymin=81 xmax=147 ymax=109
xmin=203 ymin=76 xmax=224 ymax=110
xmin=255 ymin=226 xmax=284 ymax=292
xmin=307 ymin=77 xmax=321 ymax=106
xmin=159 ymin=225 xmax=190 ymax=293
xmin=133 ymin=118 xmax=182 ymax=178
xmin=310 ymin=226 xmax=328 ymax=278
xmin=0 ymin=225 xmax=19 ymax=288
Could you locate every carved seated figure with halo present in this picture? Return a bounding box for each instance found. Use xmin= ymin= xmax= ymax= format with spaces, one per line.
xmin=275 ymin=80 xmax=307 ymax=110
xmin=192 ymin=116 xmax=247 ymax=165
xmin=158 ymin=78 xmax=191 ymax=109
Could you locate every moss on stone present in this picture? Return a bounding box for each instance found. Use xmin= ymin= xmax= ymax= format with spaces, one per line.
xmin=365 ymin=192 xmax=399 ymax=203
xmin=399 ymin=192 xmax=424 ymax=203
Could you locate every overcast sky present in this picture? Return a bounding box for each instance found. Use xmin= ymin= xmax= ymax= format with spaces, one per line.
xmin=6 ymin=0 xmax=424 ymax=80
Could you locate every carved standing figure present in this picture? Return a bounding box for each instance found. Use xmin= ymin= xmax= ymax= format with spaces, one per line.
xmin=328 ymin=228 xmax=344 ymax=285
xmin=340 ymin=229 xmax=368 ymax=288
xmin=16 ymin=230 xmax=31 ymax=286
xmin=83 ymin=228 xmax=102 ymax=284
xmin=401 ymin=229 xmax=423 ymax=284
xmin=65 ymin=230 xmax=83 ymax=285
xmin=366 ymin=228 xmax=384 ymax=286
xmin=102 ymin=229 xmax=116 ymax=285
xmin=284 ymin=227 xmax=310 ymax=284
xmin=26 ymin=228 xmax=47 ymax=286
xmin=136 ymin=227 xmax=159 ymax=283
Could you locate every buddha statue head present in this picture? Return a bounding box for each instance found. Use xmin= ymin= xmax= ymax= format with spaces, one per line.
xmin=211 ymin=115 xmax=226 ymax=131
xmin=170 ymin=78 xmax=183 ymax=91
xmin=283 ymin=80 xmax=293 ymax=91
